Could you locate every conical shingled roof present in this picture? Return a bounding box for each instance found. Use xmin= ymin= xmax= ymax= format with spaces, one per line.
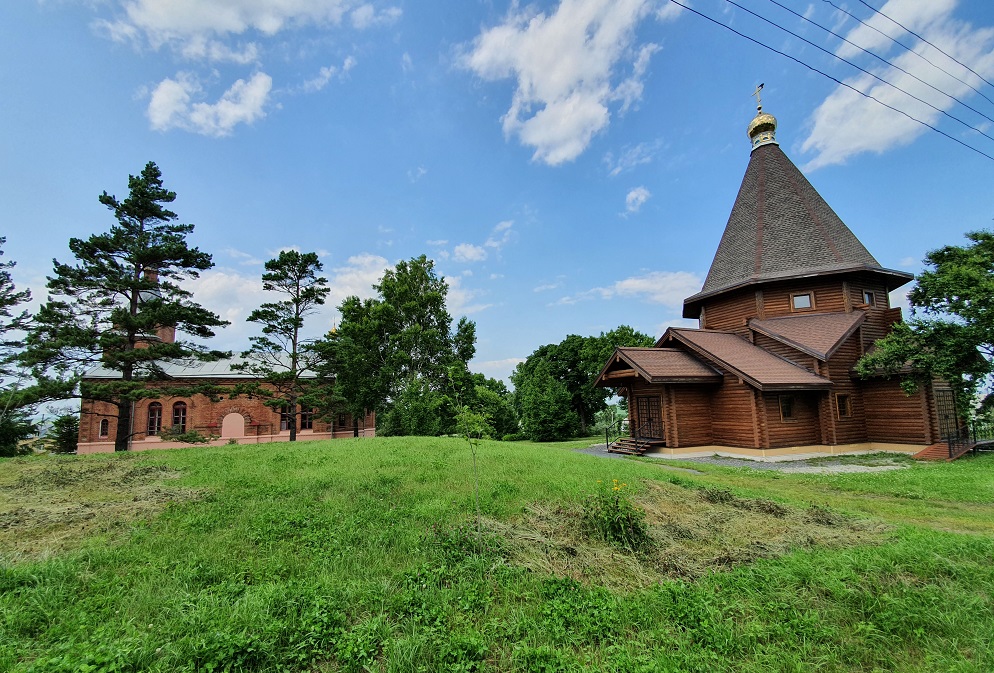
xmin=682 ymin=117 xmax=911 ymax=318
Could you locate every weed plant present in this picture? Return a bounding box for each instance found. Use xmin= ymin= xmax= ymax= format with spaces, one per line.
xmin=580 ymin=479 xmax=652 ymax=552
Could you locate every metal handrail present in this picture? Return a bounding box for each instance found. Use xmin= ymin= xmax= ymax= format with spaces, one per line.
xmin=945 ymin=419 xmax=994 ymax=458
xmin=605 ymin=419 xmax=653 ymax=453
xmin=632 ymin=421 xmax=652 ymax=453
xmin=604 ymin=419 xmax=626 ymax=451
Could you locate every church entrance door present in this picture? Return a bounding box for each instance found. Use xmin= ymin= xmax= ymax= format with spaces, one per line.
xmin=635 ymin=396 xmax=664 ymax=439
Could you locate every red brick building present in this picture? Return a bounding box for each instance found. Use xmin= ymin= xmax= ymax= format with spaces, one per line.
xmin=77 ymin=357 xmax=375 ymax=454
xmin=595 ymin=105 xmax=948 ymax=457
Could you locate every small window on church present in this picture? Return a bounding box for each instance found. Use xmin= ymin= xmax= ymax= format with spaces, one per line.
xmin=779 ymin=395 xmax=795 ymax=422
xmin=791 ymin=293 xmax=813 ymax=311
xmin=836 ymin=393 xmax=852 ymax=419
xmin=862 ymin=290 xmax=875 ymax=306
xmin=99 ymin=419 xmax=109 ymax=438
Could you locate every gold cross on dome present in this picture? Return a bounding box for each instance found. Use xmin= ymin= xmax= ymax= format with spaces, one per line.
xmin=751 ymin=82 xmax=764 ymax=109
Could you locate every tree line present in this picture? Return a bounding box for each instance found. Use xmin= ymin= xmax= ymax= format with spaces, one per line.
xmin=2 ymin=161 xmax=992 ymax=454
xmin=0 ymin=162 xmax=650 ymax=454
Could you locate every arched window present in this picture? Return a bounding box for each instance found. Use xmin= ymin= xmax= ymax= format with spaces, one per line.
xmin=99 ymin=418 xmax=109 ymax=438
xmin=172 ymin=402 xmax=187 ymax=433
xmin=147 ymin=403 xmax=162 ymax=435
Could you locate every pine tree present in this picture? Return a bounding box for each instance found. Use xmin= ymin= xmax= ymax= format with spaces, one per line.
xmin=234 ymin=250 xmax=330 ymax=442
xmin=22 ymin=162 xmax=228 ymax=451
xmin=0 ymin=237 xmax=33 ymax=437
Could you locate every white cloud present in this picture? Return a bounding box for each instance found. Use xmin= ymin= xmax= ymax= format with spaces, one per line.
xmin=327 ymin=253 xmax=389 ymax=305
xmin=834 ymin=0 xmax=955 ymax=60
xmin=148 ymin=71 xmax=272 ymax=136
xmin=899 ymin=256 xmax=918 ymax=268
xmin=178 ymin=36 xmax=259 ymax=64
xmin=453 ymin=243 xmax=488 ymax=263
xmin=96 ymin=0 xmax=396 ymax=134
xmin=624 ymin=186 xmax=650 ymax=213
xmin=802 ymin=0 xmax=994 ymax=169
xmin=426 ymin=239 xmax=448 ymax=246
xmin=471 ymin=357 xmax=526 ymax=383
xmin=446 ymin=275 xmax=493 ymax=316
xmin=533 ymin=282 xmax=562 ymax=292
xmin=183 ymin=253 xmax=388 ymax=352
xmin=461 ymin=0 xmax=660 ymax=165
xmin=224 ymin=247 xmax=264 ymax=265
xmin=408 ymin=166 xmax=428 ymax=182
xmin=604 ymin=139 xmax=662 ymax=176
xmin=556 ymin=270 xmax=701 ymax=307
xmin=99 ymin=0 xmax=355 ymax=49
xmin=889 ymin=287 xmax=913 ymax=317
xmin=350 ymin=4 xmax=402 ymax=29
xmin=299 ymin=56 xmax=356 ymax=93
xmin=656 ymin=1 xmax=684 ymax=22
xmin=183 ymin=269 xmax=267 ymax=351
xmin=484 ymin=220 xmax=514 ymax=250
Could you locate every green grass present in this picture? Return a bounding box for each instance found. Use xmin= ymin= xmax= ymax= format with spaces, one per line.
xmin=2 ymin=438 xmax=993 ymax=671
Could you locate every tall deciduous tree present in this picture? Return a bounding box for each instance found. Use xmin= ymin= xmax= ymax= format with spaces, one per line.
xmin=234 ymin=250 xmax=330 ymax=442
xmin=21 ymin=162 xmax=227 ymax=451
xmin=511 ymin=326 xmax=654 ymax=441
xmin=857 ymin=229 xmax=994 ymax=412
xmin=316 ymin=255 xmax=476 ymax=434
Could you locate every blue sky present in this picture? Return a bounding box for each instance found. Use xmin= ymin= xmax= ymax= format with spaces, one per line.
xmin=2 ymin=0 xmax=993 ymax=383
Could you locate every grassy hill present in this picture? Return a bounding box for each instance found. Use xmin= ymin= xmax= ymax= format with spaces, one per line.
xmin=2 ymin=438 xmax=993 ymax=671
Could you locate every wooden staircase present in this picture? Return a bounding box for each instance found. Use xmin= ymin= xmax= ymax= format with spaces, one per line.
xmin=913 ymin=441 xmax=976 ymax=462
xmin=608 ymin=437 xmax=666 ymax=456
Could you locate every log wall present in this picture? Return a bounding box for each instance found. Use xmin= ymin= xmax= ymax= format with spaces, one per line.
xmin=763 ymin=392 xmax=821 ymax=447
xmin=710 ymin=374 xmax=762 ymax=447
xmin=821 ymin=336 xmax=869 ymax=444
xmin=668 ymin=385 xmax=714 ymax=447
xmin=862 ymin=379 xmax=929 ymax=444
xmin=700 ymin=289 xmax=756 ymax=334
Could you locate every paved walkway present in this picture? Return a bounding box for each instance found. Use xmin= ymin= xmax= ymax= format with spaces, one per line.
xmin=575 ymin=444 xmax=908 ymax=474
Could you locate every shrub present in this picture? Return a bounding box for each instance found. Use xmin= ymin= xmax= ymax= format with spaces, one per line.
xmin=49 ymin=413 xmax=79 ymax=454
xmin=581 ymin=480 xmax=652 ymax=553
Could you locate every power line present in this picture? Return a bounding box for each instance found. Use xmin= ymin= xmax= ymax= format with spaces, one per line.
xmin=725 ymin=0 xmax=994 ymax=146
xmin=664 ymin=0 xmax=994 ymax=164
xmin=765 ymin=0 xmax=994 ymax=128
xmin=856 ymin=0 xmax=994 ymax=93
xmin=821 ymin=0 xmax=994 ymax=109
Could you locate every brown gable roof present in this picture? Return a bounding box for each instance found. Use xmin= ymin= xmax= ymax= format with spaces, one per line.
xmin=683 ymin=143 xmax=911 ymax=317
xmin=749 ymin=311 xmax=865 ymax=361
xmin=665 ymin=328 xmax=832 ymax=391
xmin=594 ymin=347 xmax=722 ymax=387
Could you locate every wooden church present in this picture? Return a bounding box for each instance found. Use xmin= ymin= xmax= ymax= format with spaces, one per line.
xmin=595 ymin=103 xmax=949 ymax=456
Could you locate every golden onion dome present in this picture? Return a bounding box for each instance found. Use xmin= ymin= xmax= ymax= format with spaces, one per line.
xmin=747 ymin=108 xmax=778 ymax=150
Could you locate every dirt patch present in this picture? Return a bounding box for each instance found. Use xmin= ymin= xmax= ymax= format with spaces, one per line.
xmin=489 ymin=480 xmax=888 ymax=590
xmin=0 ymin=454 xmax=203 ymax=560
